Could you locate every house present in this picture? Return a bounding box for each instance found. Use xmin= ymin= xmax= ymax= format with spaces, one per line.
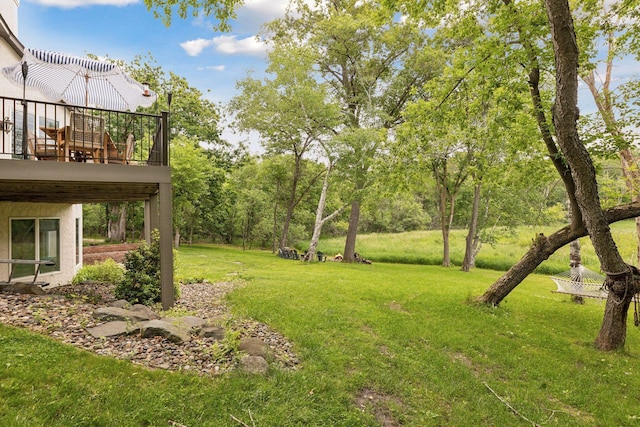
xmin=0 ymin=1 xmax=175 ymax=308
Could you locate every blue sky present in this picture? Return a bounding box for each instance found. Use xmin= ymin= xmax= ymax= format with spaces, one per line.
xmin=18 ymin=0 xmax=288 ymax=106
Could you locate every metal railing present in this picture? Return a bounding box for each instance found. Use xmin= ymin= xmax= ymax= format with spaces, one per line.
xmin=0 ymin=96 xmax=167 ymax=166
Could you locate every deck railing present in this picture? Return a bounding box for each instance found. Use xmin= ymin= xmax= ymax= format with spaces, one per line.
xmin=0 ymin=96 xmax=168 ymax=166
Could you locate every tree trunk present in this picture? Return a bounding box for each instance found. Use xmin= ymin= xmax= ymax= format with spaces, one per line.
xmin=569 ymin=238 xmax=584 ymax=303
xmin=174 ymin=227 xmax=180 ymax=249
xmin=272 ymin=183 xmax=280 ymax=254
xmin=107 ymin=203 xmax=127 ymax=242
xmin=478 ymin=201 xmax=640 ymax=305
xmin=280 ymin=158 xmax=301 ymax=250
xmin=545 ymin=0 xmax=635 ymax=351
xmin=305 ymin=169 xmax=330 ymax=262
xmin=462 ymin=183 xmax=481 ymax=272
xmin=439 ymin=182 xmax=451 ymax=267
xmin=343 ymin=200 xmax=361 ymax=263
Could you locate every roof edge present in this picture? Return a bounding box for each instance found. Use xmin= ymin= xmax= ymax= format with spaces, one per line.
xmin=0 ymin=12 xmax=24 ymax=56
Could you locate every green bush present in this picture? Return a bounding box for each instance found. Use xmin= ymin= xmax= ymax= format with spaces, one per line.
xmin=115 ymin=233 xmax=162 ymax=305
xmin=72 ymin=259 xmax=125 ymax=285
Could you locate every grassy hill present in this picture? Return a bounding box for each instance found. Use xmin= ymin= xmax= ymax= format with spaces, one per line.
xmin=315 ymin=219 xmax=638 ymax=274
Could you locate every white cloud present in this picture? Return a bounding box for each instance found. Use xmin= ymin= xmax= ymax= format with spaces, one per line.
xmin=212 ymin=35 xmax=267 ymax=56
xmin=27 ymin=0 xmax=136 ymax=7
xmin=197 ymin=65 xmax=226 ymax=72
xmin=180 ymin=38 xmax=215 ymax=57
xmin=181 ymin=34 xmax=267 ymax=57
xmin=242 ymin=0 xmax=290 ymax=17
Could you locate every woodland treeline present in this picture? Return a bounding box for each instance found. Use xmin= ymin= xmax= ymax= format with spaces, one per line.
xmin=89 ymin=1 xmax=636 ymax=269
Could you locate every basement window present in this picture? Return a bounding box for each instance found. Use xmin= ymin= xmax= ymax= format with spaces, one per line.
xmin=10 ymin=218 xmax=60 ymax=278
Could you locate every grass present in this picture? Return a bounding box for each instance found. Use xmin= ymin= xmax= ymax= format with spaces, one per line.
xmin=2 ymin=230 xmax=640 ymax=425
xmin=315 ymin=219 xmax=638 ymax=274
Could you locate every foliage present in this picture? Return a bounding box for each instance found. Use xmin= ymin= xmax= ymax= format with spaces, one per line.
xmin=114 ymin=232 xmax=165 ymax=305
xmin=71 ymin=259 xmax=125 ymax=286
xmin=82 ymin=204 xmax=106 ymax=238
xmin=143 ymin=0 xmax=243 ymax=31
xmin=170 ymin=135 xmax=217 ymax=246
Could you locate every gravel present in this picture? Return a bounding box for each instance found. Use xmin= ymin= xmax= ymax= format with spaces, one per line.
xmin=0 ymin=281 xmax=300 ymax=375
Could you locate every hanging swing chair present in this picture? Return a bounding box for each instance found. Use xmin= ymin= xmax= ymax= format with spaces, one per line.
xmin=550 ymin=266 xmax=608 ymax=299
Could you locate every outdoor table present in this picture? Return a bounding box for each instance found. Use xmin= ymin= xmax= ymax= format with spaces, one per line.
xmin=40 ymin=126 xmax=114 ymax=163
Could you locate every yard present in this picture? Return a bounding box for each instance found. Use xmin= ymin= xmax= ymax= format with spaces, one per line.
xmin=1 ymin=237 xmax=640 ymax=426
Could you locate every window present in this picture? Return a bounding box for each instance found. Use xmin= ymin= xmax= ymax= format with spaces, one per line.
xmin=10 ymin=218 xmax=60 ymax=278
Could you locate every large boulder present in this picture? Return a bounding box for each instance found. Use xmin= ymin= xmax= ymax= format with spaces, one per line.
xmin=139 ymin=319 xmax=191 ymax=343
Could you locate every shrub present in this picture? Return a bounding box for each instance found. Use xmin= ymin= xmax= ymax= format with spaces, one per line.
xmin=72 ymin=259 xmax=125 ymax=285
xmin=115 ymin=232 xmax=162 ymax=305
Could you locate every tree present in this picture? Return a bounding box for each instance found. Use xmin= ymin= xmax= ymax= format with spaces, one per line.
xmin=171 ymin=135 xmax=215 ymax=248
xmin=230 ymin=45 xmax=340 ymax=250
xmin=267 ymin=0 xmax=441 ymax=262
xmin=545 ymin=0 xmax=637 ymax=351
xmin=397 ymin=111 xmax=472 ymax=267
xmin=578 ymin=2 xmax=640 ymax=265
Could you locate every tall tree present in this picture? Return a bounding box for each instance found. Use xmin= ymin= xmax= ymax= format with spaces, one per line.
xmin=171 ymin=135 xmax=215 ymax=248
xmin=578 ymin=1 xmax=640 ymax=265
xmin=267 ymin=0 xmax=441 ymax=261
xmin=230 ymin=45 xmax=340 ymax=250
xmin=545 ymin=0 xmax=637 ymax=351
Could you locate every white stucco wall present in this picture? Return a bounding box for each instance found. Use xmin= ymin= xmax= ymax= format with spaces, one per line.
xmin=0 ymin=1 xmax=19 ymax=37
xmin=0 ymin=202 xmax=82 ymax=287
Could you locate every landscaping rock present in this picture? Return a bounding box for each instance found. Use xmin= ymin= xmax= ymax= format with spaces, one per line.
xmin=130 ymin=304 xmax=159 ymax=320
xmin=239 ymin=355 xmax=269 ymax=375
xmin=110 ymin=299 xmax=130 ymax=308
xmin=93 ymin=306 xmax=155 ymax=323
xmin=200 ymin=325 xmax=225 ymax=340
xmin=140 ymin=319 xmax=191 ymax=343
xmin=0 ymin=283 xmax=46 ymax=295
xmin=239 ymin=337 xmax=269 ymax=357
xmin=86 ymin=320 xmax=140 ymax=338
xmin=163 ymin=315 xmax=207 ymax=331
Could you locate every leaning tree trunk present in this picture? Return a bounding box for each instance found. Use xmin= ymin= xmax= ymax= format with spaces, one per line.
xmin=305 ymin=169 xmax=330 ymax=262
xmin=478 ymin=201 xmax=640 ymax=306
xmin=546 ymin=0 xmax=636 ymax=351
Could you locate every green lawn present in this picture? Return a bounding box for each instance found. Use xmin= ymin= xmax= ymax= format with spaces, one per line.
xmin=2 ymin=238 xmax=640 ymax=426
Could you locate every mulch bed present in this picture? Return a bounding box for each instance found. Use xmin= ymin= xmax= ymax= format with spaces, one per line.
xmin=83 ymin=243 xmax=141 ymax=265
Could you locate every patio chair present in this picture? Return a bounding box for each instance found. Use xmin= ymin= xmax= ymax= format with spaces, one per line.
xmin=107 ymin=133 xmax=135 ymax=164
xmin=27 ymin=131 xmax=58 ymax=161
xmin=67 ymin=112 xmax=105 ymax=162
